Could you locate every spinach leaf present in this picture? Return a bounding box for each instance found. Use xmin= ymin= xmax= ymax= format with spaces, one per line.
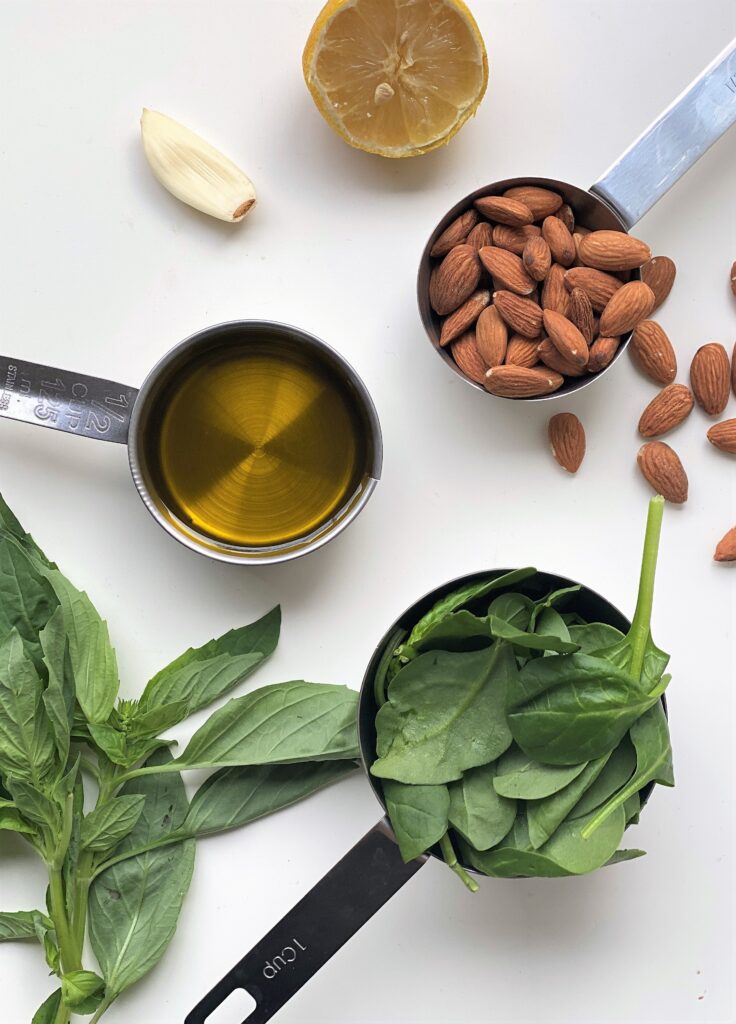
xmin=371 ymin=643 xmax=515 ymax=785
xmin=373 ymin=626 xmax=406 ymax=707
xmin=570 ymin=738 xmax=636 ymax=819
xmin=448 ymin=763 xmax=516 ymax=851
xmin=582 ymin=702 xmax=673 ymax=837
xmin=0 ymin=909 xmax=53 ymax=941
xmin=568 ymin=622 xmax=625 ymax=654
xmin=412 ymin=610 xmax=491 ymax=654
xmin=139 ymin=606 xmax=280 ymax=722
xmin=489 ymin=614 xmax=579 ymax=654
xmin=526 ymin=754 xmax=610 ymax=849
xmin=605 ymin=849 xmax=646 ymax=867
xmin=405 ymin=569 xmax=537 ymax=647
xmin=493 ymin=745 xmax=587 ymax=799
xmin=624 ymin=793 xmax=641 ymax=825
xmin=488 ymin=592 xmax=533 ymax=630
xmin=507 ymin=652 xmax=662 ymax=765
xmin=529 ymin=585 xmax=582 ymax=629
xmin=81 ymin=795 xmax=146 ymax=852
xmin=383 ymin=780 xmax=449 ymax=862
xmin=0 ymin=631 xmax=56 ymax=783
xmin=174 ymin=682 xmax=359 ymax=769
xmin=89 ymin=748 xmax=195 ymax=1000
xmin=182 ymin=760 xmax=358 ymax=838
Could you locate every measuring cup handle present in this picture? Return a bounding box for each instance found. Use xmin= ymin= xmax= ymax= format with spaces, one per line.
xmin=185 ymin=819 xmax=426 ymax=1024
xmin=590 ymin=38 xmax=736 ymax=228
xmin=0 ymin=354 xmax=139 ymax=445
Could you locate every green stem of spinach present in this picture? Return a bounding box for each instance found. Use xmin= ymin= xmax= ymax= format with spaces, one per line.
xmin=627 ymin=496 xmax=664 ymax=681
xmin=439 ymin=833 xmax=479 ymax=893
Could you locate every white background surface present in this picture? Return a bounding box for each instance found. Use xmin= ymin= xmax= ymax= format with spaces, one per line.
xmin=1 ymin=1 xmax=735 ymax=1022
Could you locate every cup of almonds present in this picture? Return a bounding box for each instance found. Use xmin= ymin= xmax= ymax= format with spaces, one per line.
xmin=418 ymin=180 xmax=669 ymax=400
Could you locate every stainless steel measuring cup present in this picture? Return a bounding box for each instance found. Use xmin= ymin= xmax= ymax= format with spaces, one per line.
xmin=186 ymin=568 xmax=665 ymax=1024
xmin=0 ymin=321 xmax=382 ymax=564
xmin=418 ymin=39 xmax=736 ymax=400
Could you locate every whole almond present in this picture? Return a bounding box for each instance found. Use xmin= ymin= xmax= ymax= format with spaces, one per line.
xmin=630 ymin=320 xmax=677 ymax=385
xmin=732 ymin=341 xmax=736 ymax=398
xmin=690 ymin=343 xmax=730 ymax=415
xmin=731 ymin=261 xmax=736 ymax=298
xmin=542 ymin=216 xmax=576 ymax=267
xmin=439 ymin=289 xmax=491 ymax=346
xmin=568 ymin=287 xmax=595 ymax=344
xmin=478 ymin=246 xmax=535 ymax=295
xmin=476 ymin=306 xmax=508 ymax=367
xmin=537 ymin=338 xmax=585 ymax=377
xmin=474 ymin=195 xmax=534 ymax=227
xmin=599 ymin=281 xmax=655 ymax=336
xmin=506 ymin=335 xmax=540 ymax=368
xmin=707 ymin=419 xmax=736 ymax=454
xmin=451 ymin=331 xmax=488 ymax=384
xmin=555 ymin=203 xmax=575 ymax=233
xmin=493 ymin=291 xmax=543 ymax=338
xmin=429 ymin=244 xmax=481 ymax=315
xmin=522 ymin=236 xmax=552 ymax=282
xmin=638 ymin=384 xmax=694 ymax=438
xmin=578 ymin=230 xmax=651 ymax=271
xmin=484 ymin=365 xmax=564 ymax=398
xmin=564 ymin=267 xmax=623 ymax=311
xmin=637 ymin=442 xmax=688 ymax=504
xmin=641 ymin=256 xmax=676 ymax=311
xmin=714 ymin=526 xmax=736 ymax=562
xmin=466 ymin=221 xmax=494 ymax=251
xmin=543 ymin=309 xmax=589 ymax=368
xmin=503 ymin=185 xmax=562 ymax=219
xmin=493 ymin=223 xmax=541 ymax=256
xmin=430 ymin=209 xmax=479 ymax=258
xmin=548 ymin=412 xmax=585 ymax=473
xmin=587 ymin=336 xmax=620 ymax=373
xmin=541 ymin=263 xmax=569 ymax=316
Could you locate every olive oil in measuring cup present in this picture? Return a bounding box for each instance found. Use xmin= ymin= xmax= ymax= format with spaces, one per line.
xmin=138 ymin=327 xmax=377 ymax=556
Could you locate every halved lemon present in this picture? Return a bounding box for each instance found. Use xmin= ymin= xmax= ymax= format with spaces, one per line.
xmin=303 ymin=0 xmax=488 ymax=158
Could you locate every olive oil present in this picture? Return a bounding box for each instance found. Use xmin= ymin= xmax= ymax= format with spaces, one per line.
xmin=145 ymin=338 xmax=372 ymax=548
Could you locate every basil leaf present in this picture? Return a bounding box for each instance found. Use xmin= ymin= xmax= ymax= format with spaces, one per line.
xmin=174 ymin=682 xmax=359 ymax=770
xmin=81 ymin=795 xmax=146 ymax=852
xmin=489 ymin=614 xmax=579 ymax=654
xmin=89 ymin=748 xmax=195 ymax=998
xmin=0 ymin=909 xmax=53 ymax=941
xmin=60 ymin=970 xmax=105 ymax=1010
xmin=0 ymin=630 xmax=57 ymax=783
xmin=31 ymin=990 xmax=62 ymax=1024
xmin=127 ymin=701 xmax=190 ymax=738
xmin=371 ymin=643 xmax=515 ymax=785
xmin=493 ymin=745 xmax=587 ymax=800
xmin=182 ymin=760 xmax=358 ymax=838
xmin=0 ymin=494 xmax=52 ymax=566
xmin=383 ymin=780 xmax=449 ymax=862
xmin=87 ymin=723 xmax=129 ymax=766
xmin=62 ymin=776 xmax=85 ymax=921
xmin=406 ymin=569 xmax=537 ymax=647
xmin=0 ymin=801 xmax=37 ymax=836
xmin=581 ymin=702 xmax=673 ymax=837
xmin=507 ymin=653 xmax=661 ymax=765
xmin=39 ymin=608 xmax=74 ymax=767
xmin=139 ymin=606 xmax=280 ymax=722
xmin=5 ymin=778 xmax=61 ymax=831
xmin=39 ymin=568 xmax=119 ymax=724
xmin=448 ymin=763 xmax=516 ymax=851
xmin=526 ymin=753 xmax=610 ymax=849
xmin=0 ymin=538 xmax=58 ymax=668
xmin=570 ymin=737 xmax=636 ymax=819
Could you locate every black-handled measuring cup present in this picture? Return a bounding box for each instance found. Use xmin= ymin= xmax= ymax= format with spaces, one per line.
xmin=0 ymin=320 xmax=382 ymax=565
xmin=186 ymin=569 xmax=664 ymax=1024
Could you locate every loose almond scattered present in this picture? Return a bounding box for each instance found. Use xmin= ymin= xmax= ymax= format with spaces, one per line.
xmin=714 ymin=526 xmax=736 ymax=562
xmin=638 ymin=384 xmax=694 ymax=438
xmin=690 ymin=343 xmax=730 ymax=416
xmin=548 ymin=413 xmax=585 ymax=473
xmin=707 ymin=419 xmax=736 ymax=454
xmin=637 ymin=442 xmax=688 ymax=504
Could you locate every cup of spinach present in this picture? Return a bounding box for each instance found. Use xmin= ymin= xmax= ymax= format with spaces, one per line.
xmin=190 ymin=496 xmax=673 ymax=1024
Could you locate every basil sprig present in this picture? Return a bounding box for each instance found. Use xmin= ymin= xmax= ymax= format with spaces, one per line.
xmin=0 ymin=494 xmax=359 ymax=1023
xmin=371 ymin=497 xmax=673 ymax=890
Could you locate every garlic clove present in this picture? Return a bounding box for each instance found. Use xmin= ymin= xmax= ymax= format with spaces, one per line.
xmin=140 ymin=108 xmax=256 ymax=223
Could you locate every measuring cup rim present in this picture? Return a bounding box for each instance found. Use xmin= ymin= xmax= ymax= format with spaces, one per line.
xmin=358 ymin=566 xmax=665 ymax=872
xmin=127 ymin=318 xmax=384 ymax=565
xmin=417 ymin=175 xmax=637 ymax=403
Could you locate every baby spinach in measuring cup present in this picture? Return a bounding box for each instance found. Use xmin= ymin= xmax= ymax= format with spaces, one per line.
xmin=371 ymin=497 xmax=673 ymax=890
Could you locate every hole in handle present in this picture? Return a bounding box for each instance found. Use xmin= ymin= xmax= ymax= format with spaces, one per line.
xmin=199 ymin=987 xmax=257 ymax=1024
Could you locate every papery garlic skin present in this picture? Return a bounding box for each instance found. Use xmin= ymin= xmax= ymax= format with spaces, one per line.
xmin=141 ymin=109 xmax=256 ymax=223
